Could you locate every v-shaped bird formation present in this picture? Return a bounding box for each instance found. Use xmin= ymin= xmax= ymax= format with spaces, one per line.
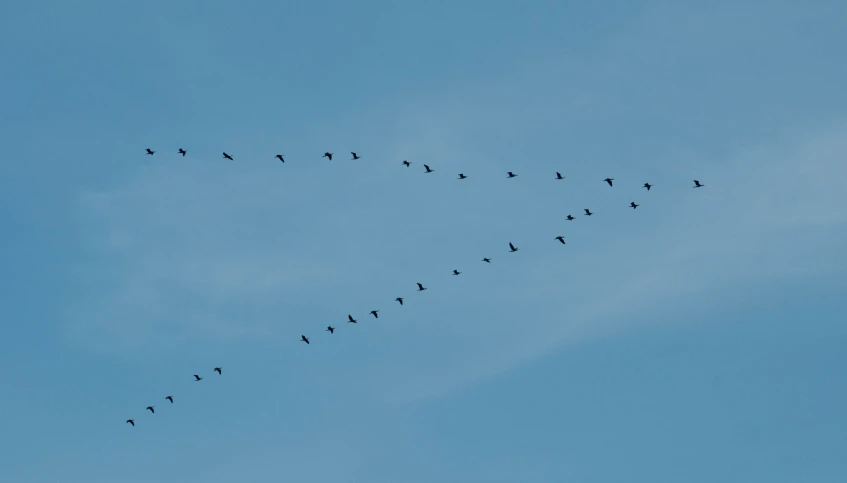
xmin=125 ymin=147 xmax=707 ymax=427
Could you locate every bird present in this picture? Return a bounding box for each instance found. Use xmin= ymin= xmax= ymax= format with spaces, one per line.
xmin=402 ymin=160 xmax=411 ymax=167
xmin=604 ymin=178 xmax=614 ymax=187
xmin=351 ymin=152 xmax=360 ymax=160
xmin=458 ymin=173 xmax=467 ymax=179
xmin=693 ymin=180 xmax=704 ymax=188
xmin=178 ymin=148 xmax=186 ymax=156
xmin=509 ymin=242 xmax=519 ymax=252
xmin=347 ymin=314 xmax=357 ymax=324
xmin=214 ymin=367 xmax=222 ymax=375
xmin=507 ymin=171 xmax=518 ymax=178
xmin=395 ymin=297 xmax=404 ymax=305
xmin=323 ymin=152 xmax=333 ymax=161
xmin=566 ymin=215 xmax=575 ymax=221
xmin=424 ymin=164 xmax=434 ymax=173
xmin=222 ymin=152 xmax=233 ymax=160
xmin=482 ymin=258 xmax=491 ymax=263
xmin=326 ymin=326 xmax=335 ymax=334
xmin=416 ymin=282 xmax=427 ymax=292
xmin=146 ymin=406 xmax=155 ymax=414
xmin=584 ymin=209 xmax=593 ymax=216
xmin=643 ymin=182 xmax=652 ymax=191
xmin=275 ymin=154 xmax=285 ymax=163
xmin=301 ymin=335 xmax=310 ymax=344
xmin=145 ymin=148 xmax=155 ymax=155
xmin=452 ymin=269 xmax=461 ymax=275
xmin=165 ymin=396 xmax=173 ymax=403
xmin=630 ymin=202 xmax=639 ymax=209
xmin=126 ymin=419 xmax=135 ymax=426
xmin=555 ymin=172 xmax=565 ymax=180
xmin=370 ymin=310 xmax=379 ymax=319
xmin=555 ymin=236 xmax=566 ymax=244
xmin=193 ymin=375 xmax=202 ymax=381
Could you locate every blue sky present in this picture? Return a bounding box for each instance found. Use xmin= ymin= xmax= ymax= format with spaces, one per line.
xmin=1 ymin=1 xmax=846 ymax=481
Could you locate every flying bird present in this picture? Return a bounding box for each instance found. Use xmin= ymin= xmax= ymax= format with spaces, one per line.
xmin=351 ymin=152 xmax=360 ymax=160
xmin=482 ymin=258 xmax=491 ymax=263
xmin=423 ymin=164 xmax=434 ymax=173
xmin=566 ymin=215 xmax=574 ymax=221
xmin=509 ymin=242 xmax=519 ymax=252
xmin=693 ymin=180 xmax=704 ymax=188
xmin=402 ymin=160 xmax=411 ymax=167
xmin=178 ymin=148 xmax=186 ymax=156
xmin=370 ymin=310 xmax=379 ymax=319
xmin=555 ymin=236 xmax=566 ymax=244
xmin=604 ymin=178 xmax=614 ymax=187
xmin=323 ymin=152 xmax=333 ymax=161
xmin=452 ymin=269 xmax=461 ymax=275
xmin=193 ymin=375 xmax=202 ymax=381
xmin=126 ymin=419 xmax=135 ymax=426
xmin=630 ymin=202 xmax=639 ymax=209
xmin=416 ymin=283 xmax=427 ymax=292
xmin=556 ymin=172 xmax=565 ymax=180
xmin=222 ymin=152 xmax=233 ymax=160
xmin=643 ymin=182 xmax=652 ymax=191
xmin=326 ymin=326 xmax=335 ymax=334
xmin=275 ymin=154 xmax=285 ymax=163
xmin=214 ymin=367 xmax=222 ymax=375
xmin=347 ymin=314 xmax=357 ymax=324
xmin=146 ymin=406 xmax=155 ymax=414
xmin=584 ymin=209 xmax=593 ymax=216
xmin=145 ymin=148 xmax=155 ymax=155
xmin=301 ymin=335 xmax=310 ymax=344
xmin=165 ymin=396 xmax=173 ymax=403
xmin=458 ymin=173 xmax=467 ymax=179
xmin=507 ymin=171 xmax=518 ymax=178
xmin=395 ymin=297 xmax=404 ymax=305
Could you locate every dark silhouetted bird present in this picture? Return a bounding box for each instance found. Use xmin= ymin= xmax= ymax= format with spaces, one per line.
xmin=584 ymin=209 xmax=593 ymax=216
xmin=556 ymin=172 xmax=565 ymax=180
xmin=301 ymin=335 xmax=310 ymax=344
xmin=165 ymin=396 xmax=173 ymax=403
xmin=452 ymin=269 xmax=461 ymax=275
xmin=214 ymin=367 xmax=222 ymax=375
xmin=146 ymin=406 xmax=155 ymax=414
xmin=566 ymin=215 xmax=575 ymax=221
xmin=402 ymin=160 xmax=411 ymax=167
xmin=417 ymin=283 xmax=427 ymax=291
xmin=424 ymin=164 xmax=434 ymax=173
xmin=370 ymin=310 xmax=379 ymax=319
xmin=323 ymin=152 xmax=333 ymax=161
xmin=509 ymin=242 xmax=519 ymax=252
xmin=482 ymin=258 xmax=491 ymax=263
xmin=351 ymin=152 xmax=360 ymax=160
xmin=395 ymin=297 xmax=404 ymax=305
xmin=127 ymin=419 xmax=135 ymax=426
xmin=178 ymin=148 xmax=186 ymax=156
xmin=604 ymin=178 xmax=614 ymax=187
xmin=145 ymin=149 xmax=155 ymax=155
xmin=327 ymin=326 xmax=335 ymax=334
xmin=507 ymin=172 xmax=518 ymax=178
xmin=458 ymin=173 xmax=467 ymax=179
xmin=275 ymin=154 xmax=285 ymax=163
xmin=223 ymin=152 xmax=233 ymax=160
xmin=693 ymin=180 xmax=704 ymax=188
xmin=193 ymin=375 xmax=202 ymax=381
xmin=630 ymin=202 xmax=639 ymax=209
xmin=347 ymin=314 xmax=357 ymax=324
xmin=555 ymin=236 xmax=565 ymax=244
xmin=643 ymin=182 xmax=652 ymax=191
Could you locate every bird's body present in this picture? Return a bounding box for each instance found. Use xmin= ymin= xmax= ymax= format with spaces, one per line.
xmin=424 ymin=164 xmax=434 ymax=173
xmin=693 ymin=180 xmax=704 ymax=188
xmin=630 ymin=202 xmax=639 ymax=209
xmin=416 ymin=283 xmax=427 ymax=292
xmin=347 ymin=314 xmax=357 ymax=324
xmin=165 ymin=396 xmax=173 ymax=403
xmin=145 ymin=149 xmax=155 ymax=155
xmin=556 ymin=172 xmax=565 ymax=180
xmin=509 ymin=242 xmax=519 ymax=252
xmin=327 ymin=326 xmax=335 ymax=334
xmin=193 ymin=375 xmax=202 ymax=381
xmin=604 ymin=178 xmax=614 ymax=187
xmin=482 ymin=258 xmax=491 ymax=263
xmin=395 ymin=297 xmax=404 ymax=305
xmin=222 ymin=152 xmax=233 ymax=160
xmin=214 ymin=367 xmax=222 ymax=375
xmin=126 ymin=419 xmax=135 ymax=426
xmin=452 ymin=269 xmax=461 ymax=275
xmin=555 ymin=236 xmax=565 ymax=244
xmin=275 ymin=154 xmax=285 ymax=163
xmin=178 ymin=148 xmax=186 ymax=156
xmin=323 ymin=152 xmax=333 ymax=161
xmin=566 ymin=215 xmax=574 ymax=221
xmin=643 ymin=182 xmax=652 ymax=191
xmin=507 ymin=171 xmax=517 ymax=178
xmin=370 ymin=310 xmax=379 ymax=319
xmin=146 ymin=406 xmax=155 ymax=414
xmin=584 ymin=209 xmax=593 ymax=216
xmin=351 ymin=152 xmax=360 ymax=160
xmin=301 ymin=335 xmax=310 ymax=344
xmin=458 ymin=173 xmax=467 ymax=179
xmin=402 ymin=160 xmax=411 ymax=167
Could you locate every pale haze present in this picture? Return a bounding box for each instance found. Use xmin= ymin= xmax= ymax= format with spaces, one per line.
xmin=1 ymin=1 xmax=846 ymax=482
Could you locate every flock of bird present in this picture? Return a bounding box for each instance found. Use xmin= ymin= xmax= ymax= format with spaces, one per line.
xmin=126 ymin=148 xmax=706 ymax=427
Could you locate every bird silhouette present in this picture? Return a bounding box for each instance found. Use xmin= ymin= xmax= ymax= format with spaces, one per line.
xmin=458 ymin=173 xmax=467 ymax=179
xmin=214 ymin=367 xmax=222 ymax=375
xmin=126 ymin=419 xmax=135 ymax=426
xmin=193 ymin=375 xmax=202 ymax=381
xmin=416 ymin=282 xmax=427 ymax=291
xmin=402 ymin=160 xmax=411 ymax=167
xmin=630 ymin=202 xmax=639 ymax=209
xmin=482 ymin=258 xmax=491 ymax=263
xmin=507 ymin=171 xmax=518 ymax=178
xmin=424 ymin=164 xmax=434 ymax=173
xmin=452 ymin=269 xmax=461 ymax=275
xmin=509 ymin=242 xmax=519 ymax=252
xmin=556 ymin=172 xmax=565 ymax=180
xmin=643 ymin=182 xmax=652 ymax=191
xmin=370 ymin=310 xmax=379 ymax=319
xmin=146 ymin=406 xmax=155 ymax=414
xmin=604 ymin=178 xmax=614 ymax=187
xmin=693 ymin=180 xmax=704 ymax=188
xmin=566 ymin=215 xmax=575 ymax=221
xmin=178 ymin=148 xmax=186 ymax=156
xmin=165 ymin=396 xmax=173 ymax=403
xmin=222 ymin=152 xmax=233 ymax=160
xmin=301 ymin=335 xmax=310 ymax=344
xmin=395 ymin=297 xmax=404 ymax=305
xmin=275 ymin=154 xmax=285 ymax=163
xmin=351 ymin=152 xmax=360 ymax=160
xmin=555 ymin=236 xmax=566 ymax=244
xmin=323 ymin=152 xmax=333 ymax=161
xmin=145 ymin=148 xmax=155 ymax=155
xmin=347 ymin=314 xmax=357 ymax=324
xmin=326 ymin=326 xmax=335 ymax=334
xmin=584 ymin=209 xmax=593 ymax=216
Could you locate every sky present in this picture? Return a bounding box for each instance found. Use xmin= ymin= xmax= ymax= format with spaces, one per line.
xmin=1 ymin=1 xmax=846 ymax=481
